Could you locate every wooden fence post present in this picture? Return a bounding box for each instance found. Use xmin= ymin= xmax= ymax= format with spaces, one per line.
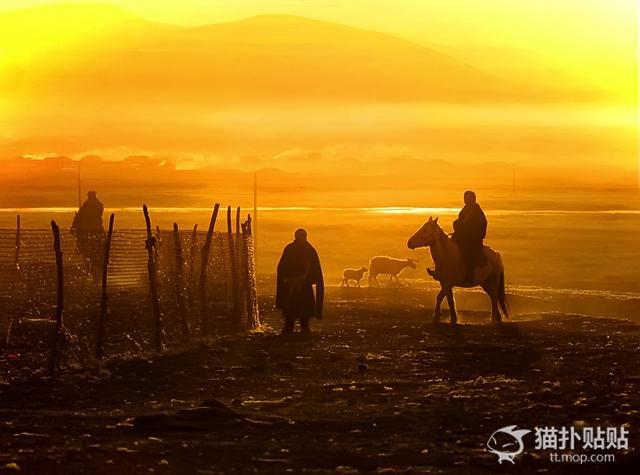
xmin=95 ymin=213 xmax=115 ymax=360
xmin=241 ymin=220 xmax=251 ymax=329
xmin=14 ymin=214 xmax=21 ymax=269
xmin=143 ymin=205 xmax=162 ymax=353
xmin=186 ymin=224 xmax=198 ymax=310
xmin=243 ymin=215 xmax=260 ymax=329
xmin=227 ymin=206 xmax=240 ymax=327
xmin=235 ymin=206 xmax=246 ymax=321
xmin=173 ymin=223 xmax=189 ymax=340
xmin=154 ymin=225 xmax=162 ymax=268
xmin=200 ymin=204 xmax=220 ymax=337
xmin=49 ymin=220 xmax=64 ymax=376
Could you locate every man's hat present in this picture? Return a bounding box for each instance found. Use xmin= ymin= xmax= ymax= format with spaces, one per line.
xmin=87 ymin=190 xmax=97 ymax=197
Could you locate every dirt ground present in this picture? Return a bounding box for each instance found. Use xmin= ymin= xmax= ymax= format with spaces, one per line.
xmin=1 ymin=285 xmax=639 ymax=474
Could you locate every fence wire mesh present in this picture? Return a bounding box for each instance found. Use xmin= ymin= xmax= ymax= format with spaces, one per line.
xmin=0 ymin=212 xmax=260 ymax=378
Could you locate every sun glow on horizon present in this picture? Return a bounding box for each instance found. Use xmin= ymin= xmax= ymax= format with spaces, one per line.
xmin=0 ymin=0 xmax=637 ymax=187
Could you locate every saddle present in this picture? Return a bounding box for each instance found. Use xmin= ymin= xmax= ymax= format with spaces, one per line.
xmin=453 ymin=239 xmax=488 ymax=268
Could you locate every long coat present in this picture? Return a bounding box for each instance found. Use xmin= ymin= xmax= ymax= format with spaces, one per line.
xmin=452 ymin=202 xmax=487 ymax=266
xmin=71 ymin=197 xmax=105 ymax=233
xmin=275 ymin=240 xmax=324 ymax=319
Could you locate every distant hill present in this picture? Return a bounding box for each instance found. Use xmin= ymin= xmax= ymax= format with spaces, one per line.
xmin=0 ymin=3 xmax=616 ymax=165
xmin=0 ymin=5 xmax=558 ymax=103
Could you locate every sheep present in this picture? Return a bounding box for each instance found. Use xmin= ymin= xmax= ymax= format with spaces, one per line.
xmin=342 ymin=267 xmax=367 ymax=287
xmin=368 ymin=256 xmax=417 ymax=287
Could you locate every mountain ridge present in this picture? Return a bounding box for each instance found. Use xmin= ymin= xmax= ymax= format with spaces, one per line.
xmin=1 ymin=4 xmax=550 ymax=103
xmin=0 ymin=2 xmax=605 ymax=103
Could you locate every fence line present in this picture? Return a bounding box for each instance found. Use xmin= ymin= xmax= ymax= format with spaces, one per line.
xmin=143 ymin=205 xmax=162 ymax=353
xmin=0 ymin=204 xmax=260 ymax=376
xmin=242 ymin=215 xmax=260 ymax=330
xmin=172 ymin=223 xmax=189 ymax=341
xmin=48 ymin=220 xmax=64 ymax=376
xmin=96 ymin=213 xmax=115 ymax=360
xmin=199 ymin=204 xmax=220 ymax=337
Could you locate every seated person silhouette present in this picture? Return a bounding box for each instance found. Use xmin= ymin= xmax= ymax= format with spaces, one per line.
xmin=427 ymin=191 xmax=487 ymax=285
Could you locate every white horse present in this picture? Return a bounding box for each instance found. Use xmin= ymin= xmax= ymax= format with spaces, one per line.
xmin=407 ymin=216 xmax=508 ymax=323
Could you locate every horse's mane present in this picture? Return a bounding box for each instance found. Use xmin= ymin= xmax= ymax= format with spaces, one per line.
xmin=433 ymin=220 xmax=449 ymax=242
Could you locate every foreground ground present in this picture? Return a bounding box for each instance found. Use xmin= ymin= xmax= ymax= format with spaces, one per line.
xmin=1 ymin=286 xmax=639 ymax=473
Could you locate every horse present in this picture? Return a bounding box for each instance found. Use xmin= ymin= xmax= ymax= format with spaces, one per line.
xmin=407 ymin=216 xmax=508 ymax=323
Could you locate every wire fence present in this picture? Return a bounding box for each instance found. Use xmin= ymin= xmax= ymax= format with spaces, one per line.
xmin=0 ymin=204 xmax=260 ymax=379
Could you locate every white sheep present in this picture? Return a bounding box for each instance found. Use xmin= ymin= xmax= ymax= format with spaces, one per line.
xmin=368 ymin=256 xmax=417 ymax=287
xmin=341 ymin=267 xmax=367 ymax=287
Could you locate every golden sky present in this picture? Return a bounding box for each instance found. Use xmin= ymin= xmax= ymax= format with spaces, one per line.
xmin=1 ymin=0 xmax=636 ymax=98
xmin=0 ymin=1 xmax=637 ymax=184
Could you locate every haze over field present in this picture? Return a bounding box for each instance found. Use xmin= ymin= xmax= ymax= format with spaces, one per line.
xmin=0 ymin=1 xmax=637 ymax=200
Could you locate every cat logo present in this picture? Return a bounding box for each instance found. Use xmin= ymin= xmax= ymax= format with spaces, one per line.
xmin=486 ymin=425 xmax=531 ymax=464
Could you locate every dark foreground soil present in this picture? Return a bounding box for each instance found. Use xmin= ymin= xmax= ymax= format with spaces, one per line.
xmin=1 ymin=286 xmax=639 ymax=474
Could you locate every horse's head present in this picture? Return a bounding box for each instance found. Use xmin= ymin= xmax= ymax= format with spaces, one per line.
xmin=407 ymin=216 xmax=442 ymax=249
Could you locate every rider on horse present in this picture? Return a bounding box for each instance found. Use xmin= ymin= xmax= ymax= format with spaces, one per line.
xmin=427 ymin=191 xmax=487 ymax=284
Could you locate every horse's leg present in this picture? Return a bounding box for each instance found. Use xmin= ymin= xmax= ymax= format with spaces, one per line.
xmin=341 ymin=278 xmax=346 ymax=288
xmin=482 ymin=280 xmax=501 ymax=323
xmin=388 ymin=274 xmax=394 ymax=287
xmin=394 ymin=274 xmax=400 ymax=287
xmin=355 ymin=280 xmax=360 ymax=287
xmin=446 ymin=289 xmax=457 ymax=324
xmin=433 ymin=288 xmax=446 ymax=323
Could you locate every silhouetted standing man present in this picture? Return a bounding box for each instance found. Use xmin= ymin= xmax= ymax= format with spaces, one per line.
xmin=276 ymin=228 xmax=324 ymax=334
xmin=72 ymin=191 xmax=104 ymax=234
xmin=71 ymin=191 xmax=105 ymax=279
xmin=452 ymin=190 xmax=487 ymax=284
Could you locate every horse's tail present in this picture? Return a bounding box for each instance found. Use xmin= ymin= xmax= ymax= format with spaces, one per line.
xmin=498 ymin=268 xmax=509 ymax=318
